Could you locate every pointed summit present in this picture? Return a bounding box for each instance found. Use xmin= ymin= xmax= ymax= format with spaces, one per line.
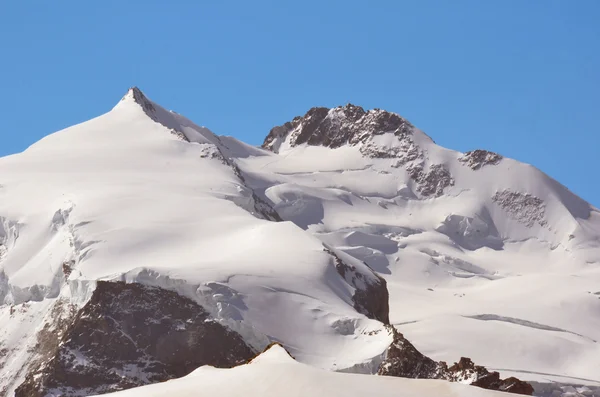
xmin=111 ymin=86 xmax=221 ymax=146
xmin=116 ymin=86 xmax=156 ymax=114
xmin=248 ymin=343 xmax=296 ymax=365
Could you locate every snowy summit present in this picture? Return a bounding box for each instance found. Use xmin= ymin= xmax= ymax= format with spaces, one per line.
xmin=0 ymin=88 xmax=599 ymax=397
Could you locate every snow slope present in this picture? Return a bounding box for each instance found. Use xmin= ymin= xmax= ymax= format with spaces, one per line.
xmin=0 ymin=90 xmax=390 ymax=395
xmin=96 ymin=344 xmax=506 ymax=397
xmin=239 ymin=105 xmax=600 ymax=389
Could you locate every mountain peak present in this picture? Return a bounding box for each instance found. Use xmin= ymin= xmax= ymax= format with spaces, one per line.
xmin=262 ymin=104 xmax=421 ymax=154
xmin=116 ymin=86 xmax=156 ymax=114
xmin=111 ymin=86 xmax=222 ymax=147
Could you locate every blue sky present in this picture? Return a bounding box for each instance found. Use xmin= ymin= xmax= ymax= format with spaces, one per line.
xmin=1 ymin=1 xmax=598 ymax=205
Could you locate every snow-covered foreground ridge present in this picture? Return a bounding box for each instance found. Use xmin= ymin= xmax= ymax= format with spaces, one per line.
xmin=0 ymin=87 xmax=599 ymax=396
xmin=95 ymin=343 xmax=507 ymax=397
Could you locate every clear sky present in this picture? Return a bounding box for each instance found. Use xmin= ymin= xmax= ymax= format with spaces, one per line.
xmin=1 ymin=1 xmax=598 ymax=205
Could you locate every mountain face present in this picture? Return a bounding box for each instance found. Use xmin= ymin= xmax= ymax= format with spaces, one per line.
xmin=14 ymin=282 xmax=255 ymax=397
xmin=0 ymin=89 xmax=599 ymax=397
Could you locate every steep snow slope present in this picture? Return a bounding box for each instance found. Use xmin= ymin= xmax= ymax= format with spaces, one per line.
xmin=238 ymin=104 xmax=600 ymax=388
xmin=96 ymin=344 xmax=508 ymax=397
xmin=0 ymin=90 xmax=391 ymax=395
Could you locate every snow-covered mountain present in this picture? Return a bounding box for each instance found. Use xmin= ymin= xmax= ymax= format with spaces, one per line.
xmin=0 ymin=88 xmax=599 ymax=397
xmin=253 ymin=103 xmax=600 ymax=385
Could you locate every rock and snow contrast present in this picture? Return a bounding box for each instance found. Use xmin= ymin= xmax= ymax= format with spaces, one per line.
xmin=92 ymin=343 xmax=513 ymax=397
xmin=0 ymin=88 xmax=599 ymax=397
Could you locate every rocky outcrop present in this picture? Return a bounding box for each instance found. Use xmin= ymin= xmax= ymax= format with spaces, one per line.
xmin=15 ymin=282 xmax=255 ymax=397
xmin=459 ymin=150 xmax=503 ymax=170
xmin=492 ymin=190 xmax=547 ymax=227
xmin=325 ymin=247 xmax=390 ymax=324
xmin=408 ymin=163 xmax=455 ymax=197
xmin=378 ymin=326 xmax=533 ymax=395
xmin=446 ymin=357 xmax=534 ymax=395
xmin=378 ymin=326 xmax=444 ymax=378
xmin=262 ymin=104 xmax=415 ymax=156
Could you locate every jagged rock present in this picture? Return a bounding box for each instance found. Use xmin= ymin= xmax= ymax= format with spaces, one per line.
xmin=447 ymin=357 xmax=534 ymax=395
xmin=378 ymin=326 xmax=444 ymax=378
xmin=492 ymin=190 xmax=547 ymax=227
xmin=325 ymin=247 xmax=390 ymax=324
xmin=378 ymin=326 xmax=533 ymax=395
xmin=262 ymin=104 xmax=415 ymax=157
xmin=127 ymin=86 xmax=156 ymax=114
xmin=407 ymin=163 xmax=455 ymax=197
xmin=459 ymin=150 xmax=503 ymax=170
xmin=15 ymin=282 xmax=255 ymax=397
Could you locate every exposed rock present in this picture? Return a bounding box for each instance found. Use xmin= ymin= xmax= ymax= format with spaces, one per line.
xmin=0 ymin=347 xmax=8 ymax=396
xmin=447 ymin=357 xmax=534 ymax=395
xmin=120 ymin=86 xmax=190 ymax=142
xmin=127 ymin=86 xmax=156 ymax=115
xmin=10 ymin=297 xmax=79 ymax=397
xmin=408 ymin=163 xmax=455 ymax=197
xmin=459 ymin=150 xmax=503 ymax=170
xmin=378 ymin=326 xmax=444 ymax=378
xmin=262 ymin=104 xmax=415 ymax=157
xmin=492 ymin=190 xmax=547 ymax=227
xmin=15 ymin=281 xmax=255 ymax=397
xmin=361 ymin=133 xmax=422 ymax=163
xmin=198 ymin=142 xmax=226 ymax=160
xmin=378 ymin=326 xmax=533 ymax=395
xmin=325 ymin=247 xmax=390 ymax=324
xmin=62 ymin=260 xmax=74 ymax=279
xmin=0 ymin=346 xmax=8 ymax=371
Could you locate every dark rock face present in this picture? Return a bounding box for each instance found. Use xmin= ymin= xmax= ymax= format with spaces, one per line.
xmin=447 ymin=357 xmax=534 ymax=395
xmin=128 ymin=86 xmax=156 ymax=114
xmin=492 ymin=190 xmax=547 ymax=228
xmin=378 ymin=326 xmax=533 ymax=395
xmin=15 ymin=282 xmax=255 ymax=397
xmin=407 ymin=163 xmax=455 ymax=197
xmin=262 ymin=104 xmax=414 ymax=155
xmin=123 ymin=86 xmax=190 ymax=142
xmin=325 ymin=247 xmax=390 ymax=324
xmin=459 ymin=150 xmax=503 ymax=170
xmin=378 ymin=326 xmax=443 ymax=378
